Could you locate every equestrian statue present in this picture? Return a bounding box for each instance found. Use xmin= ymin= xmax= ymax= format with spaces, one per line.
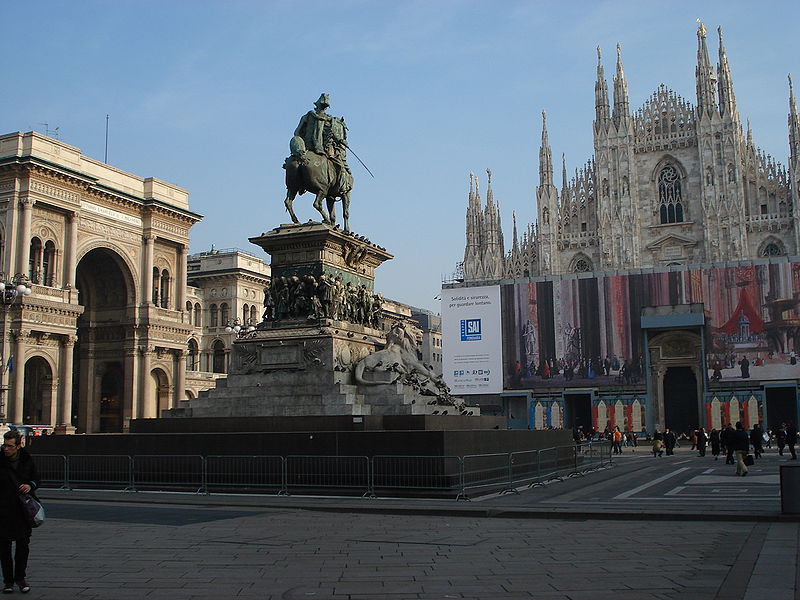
xmin=283 ymin=93 xmax=354 ymax=232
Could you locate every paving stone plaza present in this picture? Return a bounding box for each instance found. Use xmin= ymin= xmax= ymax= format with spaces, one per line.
xmin=26 ymin=447 xmax=800 ymax=599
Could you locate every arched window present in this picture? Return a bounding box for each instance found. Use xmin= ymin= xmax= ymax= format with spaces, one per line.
xmin=212 ymin=340 xmax=226 ymax=373
xmin=43 ymin=240 xmax=56 ymax=286
xmin=242 ymin=304 xmax=249 ymax=324
xmin=763 ymin=243 xmax=782 ymax=257
xmin=250 ymin=305 xmax=257 ymax=325
xmin=187 ymin=339 xmax=199 ymax=371
xmin=194 ymin=303 xmax=202 ymax=327
xmin=220 ymin=303 xmax=229 ymax=326
xmin=185 ymin=301 xmax=193 ymax=324
xmin=159 ymin=269 xmax=170 ymax=308
xmin=210 ymin=304 xmax=218 ymax=327
xmin=28 ymin=238 xmax=42 ymax=283
xmin=152 ymin=267 xmax=160 ymax=305
xmin=658 ymin=165 xmax=684 ymax=224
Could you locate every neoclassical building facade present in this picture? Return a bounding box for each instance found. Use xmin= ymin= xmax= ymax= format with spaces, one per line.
xmin=0 ymin=131 xmax=201 ymax=433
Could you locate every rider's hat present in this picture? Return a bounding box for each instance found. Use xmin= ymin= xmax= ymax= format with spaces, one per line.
xmin=314 ymin=93 xmax=330 ymax=109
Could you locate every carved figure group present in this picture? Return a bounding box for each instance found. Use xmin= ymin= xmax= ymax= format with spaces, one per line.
xmin=263 ymin=274 xmax=382 ymax=327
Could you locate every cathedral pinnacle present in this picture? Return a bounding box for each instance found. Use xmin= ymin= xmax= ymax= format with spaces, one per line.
xmin=612 ymin=43 xmax=630 ymax=127
xmin=595 ymin=46 xmax=610 ymax=129
xmin=789 ymin=74 xmax=800 ymax=169
xmin=716 ymin=26 xmax=738 ymax=119
xmin=696 ymin=21 xmax=718 ymax=119
xmin=539 ymin=110 xmax=554 ymax=187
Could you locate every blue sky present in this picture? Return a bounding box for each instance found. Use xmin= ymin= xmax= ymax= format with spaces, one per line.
xmin=3 ymin=1 xmax=799 ymax=311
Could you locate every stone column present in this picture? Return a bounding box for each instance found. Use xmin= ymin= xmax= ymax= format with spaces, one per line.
xmin=15 ymin=199 xmax=33 ymax=277
xmin=65 ymin=211 xmax=79 ymax=288
xmin=11 ymin=329 xmax=28 ymax=423
xmin=175 ymin=244 xmax=187 ymax=311
xmin=142 ymin=235 xmax=155 ymax=306
xmin=139 ymin=345 xmax=153 ymax=418
xmin=122 ymin=347 xmax=138 ymax=431
xmin=55 ymin=335 xmax=77 ymax=434
xmin=173 ymin=349 xmax=186 ymax=409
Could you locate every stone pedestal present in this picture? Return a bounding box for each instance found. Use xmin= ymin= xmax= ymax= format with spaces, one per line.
xmin=167 ymin=222 xmax=479 ymax=420
xmin=250 ymin=222 xmax=393 ymax=292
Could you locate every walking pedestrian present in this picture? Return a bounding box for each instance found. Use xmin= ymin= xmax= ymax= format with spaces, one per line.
xmin=612 ymin=427 xmax=623 ymax=454
xmin=722 ymin=423 xmax=735 ymax=464
xmin=732 ymin=422 xmax=750 ymax=476
xmin=750 ymin=423 xmax=764 ymax=458
xmin=776 ymin=424 xmax=787 ymax=456
xmin=710 ymin=428 xmax=721 ymax=460
xmin=697 ymin=427 xmax=708 ymax=457
xmin=663 ymin=428 xmax=677 ymax=456
xmin=787 ymin=422 xmax=798 ymax=460
xmin=1 ymin=430 xmax=40 ymax=593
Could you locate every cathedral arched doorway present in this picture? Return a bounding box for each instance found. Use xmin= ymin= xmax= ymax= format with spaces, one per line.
xmin=663 ymin=366 xmax=699 ymax=434
xmin=74 ymin=247 xmax=134 ymax=433
xmin=648 ymin=329 xmax=704 ymax=435
xmin=23 ymin=356 xmax=53 ymax=425
xmin=150 ymin=368 xmax=171 ymax=416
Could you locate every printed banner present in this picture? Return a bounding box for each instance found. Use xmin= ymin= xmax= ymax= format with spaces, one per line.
xmin=442 ymin=286 xmax=502 ymax=394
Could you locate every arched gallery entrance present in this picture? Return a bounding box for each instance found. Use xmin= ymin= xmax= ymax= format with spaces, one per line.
xmin=74 ymin=247 xmax=133 ymax=433
xmin=23 ymin=356 xmax=53 ymax=424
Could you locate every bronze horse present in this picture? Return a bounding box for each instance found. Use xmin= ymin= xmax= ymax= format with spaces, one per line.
xmin=283 ymin=137 xmax=352 ymax=232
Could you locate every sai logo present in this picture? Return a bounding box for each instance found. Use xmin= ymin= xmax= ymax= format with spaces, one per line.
xmin=460 ymin=318 xmax=482 ymax=341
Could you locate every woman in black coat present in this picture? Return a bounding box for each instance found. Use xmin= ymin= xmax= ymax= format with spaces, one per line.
xmin=0 ymin=430 xmax=40 ymax=594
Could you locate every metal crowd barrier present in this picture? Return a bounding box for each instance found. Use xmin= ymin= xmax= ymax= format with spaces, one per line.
xmin=32 ymin=442 xmax=612 ymax=499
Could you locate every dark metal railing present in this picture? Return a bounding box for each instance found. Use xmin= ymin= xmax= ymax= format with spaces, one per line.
xmin=34 ymin=442 xmax=611 ymax=500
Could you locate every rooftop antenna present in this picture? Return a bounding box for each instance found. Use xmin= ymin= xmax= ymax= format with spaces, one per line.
xmin=104 ymin=115 xmax=109 ymax=163
xmin=38 ymin=123 xmax=60 ymax=139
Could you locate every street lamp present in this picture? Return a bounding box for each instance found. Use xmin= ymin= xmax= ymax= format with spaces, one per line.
xmin=225 ymin=318 xmax=256 ymax=337
xmin=0 ymin=274 xmax=32 ymax=423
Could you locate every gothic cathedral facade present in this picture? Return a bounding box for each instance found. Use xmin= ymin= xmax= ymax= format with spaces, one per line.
xmin=464 ymin=24 xmax=799 ymax=280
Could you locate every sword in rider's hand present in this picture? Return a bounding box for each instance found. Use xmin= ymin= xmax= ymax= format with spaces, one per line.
xmin=342 ymin=142 xmax=375 ymax=178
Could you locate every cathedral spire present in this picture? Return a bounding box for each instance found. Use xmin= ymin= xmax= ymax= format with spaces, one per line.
xmin=789 ymin=74 xmax=800 ymax=168
xmin=612 ymin=44 xmax=630 ymax=127
xmin=595 ymin=46 xmax=610 ymax=130
xmin=561 ymin=153 xmax=568 ymax=193
xmin=716 ymin=26 xmax=737 ymax=118
xmin=695 ymin=21 xmax=718 ymax=119
xmin=539 ymin=110 xmax=554 ymax=187
xmin=512 ymin=211 xmax=519 ymax=255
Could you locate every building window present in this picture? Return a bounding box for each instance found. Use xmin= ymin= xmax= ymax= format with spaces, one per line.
xmin=152 ymin=267 xmax=160 ymax=304
xmin=220 ymin=303 xmax=229 ymax=326
xmin=28 ymin=238 xmax=42 ymax=283
xmin=187 ymin=339 xmax=199 ymax=371
xmin=212 ymin=340 xmax=226 ymax=373
xmin=43 ymin=241 xmax=56 ymax=286
xmin=242 ymin=304 xmax=249 ymax=324
xmin=763 ymin=243 xmax=782 ymax=257
xmin=194 ymin=303 xmax=202 ymax=327
xmin=250 ymin=305 xmax=257 ymax=325
xmin=574 ymin=258 xmax=592 ymax=273
xmin=760 ymin=204 xmax=768 ymax=215
xmin=160 ymin=269 xmax=170 ymax=308
xmin=658 ymin=165 xmax=684 ymax=224
xmin=210 ymin=304 xmax=218 ymax=327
